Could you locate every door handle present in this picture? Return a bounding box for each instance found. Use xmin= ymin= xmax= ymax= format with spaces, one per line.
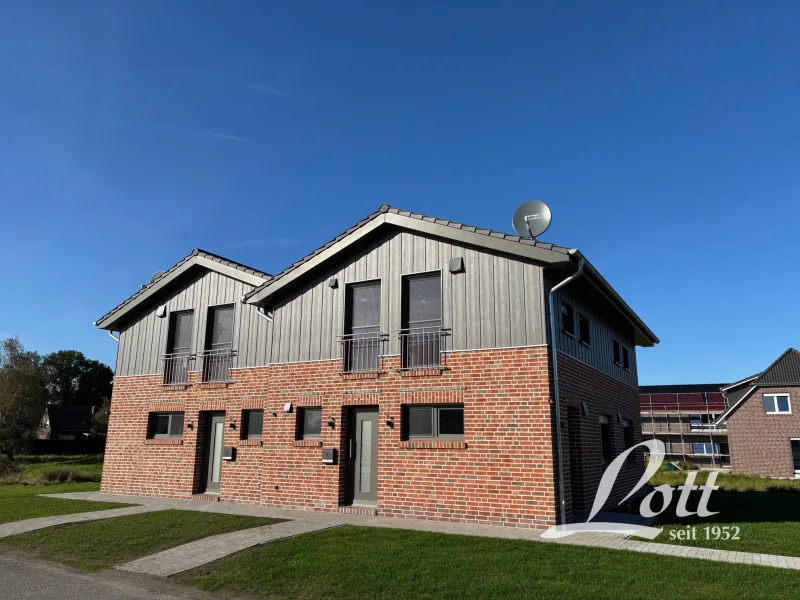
xmin=349 ymin=439 xmax=355 ymax=460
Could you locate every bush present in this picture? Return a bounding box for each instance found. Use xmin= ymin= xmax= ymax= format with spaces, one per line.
xmin=0 ymin=457 xmax=21 ymax=478
xmin=680 ymin=461 xmax=698 ymax=471
xmin=36 ymin=467 xmax=100 ymax=485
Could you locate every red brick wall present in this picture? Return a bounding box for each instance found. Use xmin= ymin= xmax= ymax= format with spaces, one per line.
xmin=556 ymin=352 xmax=645 ymax=515
xmin=103 ymin=346 xmax=630 ymax=528
xmin=728 ymin=387 xmax=800 ymax=478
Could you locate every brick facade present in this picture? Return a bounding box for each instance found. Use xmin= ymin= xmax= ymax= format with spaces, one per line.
xmin=728 ymin=387 xmax=800 ymax=478
xmin=102 ymin=346 xmax=642 ymax=528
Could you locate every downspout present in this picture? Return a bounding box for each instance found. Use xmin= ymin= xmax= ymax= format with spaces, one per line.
xmin=108 ymin=331 xmax=119 ymax=342
xmin=240 ymin=294 xmax=274 ymax=323
xmin=548 ymin=250 xmax=584 ymax=527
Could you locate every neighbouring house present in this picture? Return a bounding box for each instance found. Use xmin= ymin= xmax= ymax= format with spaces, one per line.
xmin=717 ymin=349 xmax=800 ymax=478
xmin=94 ymin=205 xmax=658 ymax=527
xmin=39 ymin=404 xmax=99 ymax=441
xmin=639 ymin=385 xmax=730 ymax=469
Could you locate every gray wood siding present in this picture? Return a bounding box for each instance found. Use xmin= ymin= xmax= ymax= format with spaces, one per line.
xmin=549 ymin=284 xmax=639 ymax=388
xmin=115 ymin=269 xmax=270 ymax=376
xmin=267 ymin=229 xmax=548 ymax=363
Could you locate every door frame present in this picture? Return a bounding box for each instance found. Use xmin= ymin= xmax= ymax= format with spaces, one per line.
xmin=201 ymin=411 xmax=226 ymax=493
xmin=345 ymin=406 xmax=379 ymax=506
xmin=791 ymin=438 xmax=800 ymax=479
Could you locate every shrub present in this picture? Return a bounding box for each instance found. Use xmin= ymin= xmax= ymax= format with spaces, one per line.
xmin=35 ymin=467 xmax=100 ymax=485
xmin=0 ymin=457 xmax=21 ymax=477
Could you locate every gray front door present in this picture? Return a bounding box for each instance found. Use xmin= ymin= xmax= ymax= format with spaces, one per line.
xmin=347 ymin=407 xmax=379 ymax=505
xmin=203 ymin=412 xmax=226 ymax=493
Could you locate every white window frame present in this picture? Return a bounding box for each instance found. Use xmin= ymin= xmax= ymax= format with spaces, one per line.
xmin=763 ymin=393 xmax=792 ymax=415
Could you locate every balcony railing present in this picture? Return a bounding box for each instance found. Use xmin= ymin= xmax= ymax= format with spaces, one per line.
xmin=642 ymin=422 xmax=727 ymax=435
xmin=199 ymin=348 xmax=236 ymax=383
xmin=397 ymin=326 xmax=451 ymax=370
xmin=161 ymin=353 xmax=195 ymax=386
xmin=338 ymin=332 xmax=388 ymax=374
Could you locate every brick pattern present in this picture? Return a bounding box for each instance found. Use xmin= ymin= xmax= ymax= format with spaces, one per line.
xmin=728 ymin=387 xmax=800 ymax=478
xmin=556 ymin=352 xmax=645 ymax=515
xmin=102 ymin=346 xmax=637 ymax=528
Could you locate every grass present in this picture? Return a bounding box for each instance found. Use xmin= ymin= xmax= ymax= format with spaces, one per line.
xmin=0 ymin=454 xmax=105 ymax=486
xmin=639 ymin=470 xmax=800 ymax=556
xmin=0 ymin=482 xmax=128 ymax=524
xmin=0 ymin=509 xmax=281 ymax=570
xmin=179 ymin=525 xmax=800 ymax=600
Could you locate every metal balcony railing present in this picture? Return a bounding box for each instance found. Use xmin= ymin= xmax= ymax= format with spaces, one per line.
xmin=642 ymin=422 xmax=727 ymax=435
xmin=338 ymin=332 xmax=388 ymax=374
xmin=199 ymin=348 xmax=236 ymax=383
xmin=397 ymin=326 xmax=451 ymax=370
xmin=161 ymin=353 xmax=195 ymax=386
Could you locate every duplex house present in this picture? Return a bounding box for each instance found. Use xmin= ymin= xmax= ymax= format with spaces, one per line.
xmin=717 ymin=349 xmax=800 ymax=478
xmin=94 ymin=205 xmax=658 ymax=527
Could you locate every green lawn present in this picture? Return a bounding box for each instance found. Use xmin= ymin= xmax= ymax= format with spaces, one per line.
xmin=179 ymin=526 xmax=800 ymax=600
xmin=0 ymin=483 xmax=128 ymax=525
xmin=0 ymin=454 xmax=104 ymax=485
xmin=0 ymin=509 xmax=281 ymax=570
xmin=640 ymin=470 xmax=800 ymax=557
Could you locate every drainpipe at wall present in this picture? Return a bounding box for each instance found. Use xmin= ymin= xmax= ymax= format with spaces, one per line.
xmin=548 ymin=249 xmax=584 ymax=528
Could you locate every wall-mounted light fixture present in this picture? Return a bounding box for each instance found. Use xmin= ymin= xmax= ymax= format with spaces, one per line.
xmin=449 ymin=256 xmax=465 ymax=274
xmin=386 ymin=417 xmax=394 ymax=429
xmin=187 ymin=422 xmax=194 ymax=430
xmin=229 ymin=422 xmax=236 ymax=429
xmin=327 ymin=417 xmax=336 ymax=429
xmin=283 ymin=402 xmax=292 ymax=413
xmin=328 ymin=277 xmax=338 ymax=289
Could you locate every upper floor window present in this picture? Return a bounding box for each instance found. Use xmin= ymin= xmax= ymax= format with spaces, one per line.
xmin=342 ymin=281 xmax=382 ymax=373
xmin=763 ymin=394 xmax=791 ymax=415
xmin=242 ymin=409 xmax=263 ymax=439
xmin=561 ymin=302 xmax=575 ymax=337
xmin=578 ymin=313 xmax=590 ymax=346
xmin=403 ymin=404 xmax=464 ymax=440
xmin=164 ymin=310 xmax=194 ymax=385
xmin=147 ymin=411 xmax=184 ymax=439
xmin=202 ymin=305 xmax=235 ymax=382
xmin=400 ymin=273 xmax=444 ymax=370
xmin=613 ymin=339 xmax=631 ymax=371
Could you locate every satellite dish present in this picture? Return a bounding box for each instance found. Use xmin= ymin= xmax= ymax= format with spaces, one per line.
xmin=149 ymin=270 xmax=168 ymax=284
xmin=512 ymin=201 xmax=552 ymax=239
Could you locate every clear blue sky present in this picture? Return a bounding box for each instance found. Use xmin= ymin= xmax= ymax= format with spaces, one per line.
xmin=1 ymin=1 xmax=798 ymax=384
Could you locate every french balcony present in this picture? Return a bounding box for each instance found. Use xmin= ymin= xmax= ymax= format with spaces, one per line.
xmin=338 ymin=332 xmax=388 ymax=374
xmin=397 ymin=326 xmax=451 ymax=371
xmin=161 ymin=353 xmax=195 ymax=386
xmin=199 ymin=348 xmax=236 ymax=383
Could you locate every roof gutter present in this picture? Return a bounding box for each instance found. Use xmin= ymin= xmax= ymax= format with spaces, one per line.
xmin=548 ymin=249 xmax=584 ymax=527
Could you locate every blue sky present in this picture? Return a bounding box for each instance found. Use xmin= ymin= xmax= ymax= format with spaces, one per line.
xmin=1 ymin=1 xmax=798 ymax=384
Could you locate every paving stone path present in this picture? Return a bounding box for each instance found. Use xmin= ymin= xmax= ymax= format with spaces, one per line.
xmin=0 ymin=505 xmax=163 ymax=539
xmin=42 ymin=491 xmax=800 ymax=573
xmin=118 ymin=519 xmax=346 ymax=576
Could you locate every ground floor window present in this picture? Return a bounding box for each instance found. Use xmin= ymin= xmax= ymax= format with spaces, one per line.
xmin=242 ymin=409 xmax=263 ymax=439
xmin=599 ymin=415 xmax=612 ymax=468
xmin=403 ymin=405 xmax=464 ymax=440
xmin=692 ymin=441 xmax=720 ymax=456
xmin=147 ymin=412 xmax=184 ymax=439
xmin=297 ymin=407 xmax=322 ymax=440
xmin=622 ymin=419 xmax=634 ymax=466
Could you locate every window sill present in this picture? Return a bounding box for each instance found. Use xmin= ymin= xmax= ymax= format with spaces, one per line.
xmin=196 ymin=381 xmax=232 ymax=388
xmin=398 ymin=440 xmax=467 ymax=449
xmin=239 ymin=439 xmax=263 ymax=447
xmin=340 ymin=371 xmax=384 ymax=380
xmin=162 ymin=383 xmax=190 ymax=390
xmin=398 ymin=367 xmax=447 ymax=377
xmin=144 ymin=438 xmax=183 ymax=446
xmin=295 ymin=439 xmax=323 ymax=447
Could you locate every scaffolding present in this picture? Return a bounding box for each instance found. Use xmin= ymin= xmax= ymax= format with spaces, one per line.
xmin=640 ymin=391 xmax=729 ymax=468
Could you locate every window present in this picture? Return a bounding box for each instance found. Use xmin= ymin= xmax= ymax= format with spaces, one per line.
xmin=401 ymin=273 xmax=443 ymax=369
xmin=612 ymin=340 xmax=621 ymax=365
xmin=578 ymin=314 xmax=591 ymax=346
xmin=147 ymin=412 xmax=184 ymax=439
xmin=622 ymin=419 xmax=634 ymax=465
xmin=404 ymin=405 xmax=464 ymax=440
xmin=561 ymin=302 xmax=575 ymax=337
xmin=763 ymin=394 xmax=791 ymax=415
xmin=203 ymin=305 xmax=235 ymax=382
xmin=164 ymin=310 xmax=194 ymax=384
xmin=343 ymin=281 xmax=382 ymax=372
xmin=242 ymin=409 xmax=263 ymax=439
xmin=297 ymin=407 xmax=322 ymax=439
xmin=599 ymin=415 xmax=612 ymax=468
xmin=692 ymin=442 xmax=720 ymax=456
xmin=622 ymin=347 xmax=630 ymax=370
xmin=613 ymin=339 xmax=630 ymax=370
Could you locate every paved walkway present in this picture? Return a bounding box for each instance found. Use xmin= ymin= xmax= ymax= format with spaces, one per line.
xmin=0 ymin=505 xmax=163 ymax=539
xmin=42 ymin=491 xmax=800 ymax=573
xmin=118 ymin=520 xmax=345 ymax=577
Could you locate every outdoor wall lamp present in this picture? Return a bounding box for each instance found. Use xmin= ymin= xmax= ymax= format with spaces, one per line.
xmin=327 ymin=417 xmax=336 ymax=429
xmin=187 ymin=422 xmax=194 ymax=430
xmin=229 ymin=422 xmax=236 ymax=429
xmin=386 ymin=417 xmax=394 ymax=429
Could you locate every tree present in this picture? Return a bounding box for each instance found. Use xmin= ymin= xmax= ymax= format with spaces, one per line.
xmin=42 ymin=350 xmax=113 ymax=406
xmin=91 ymin=396 xmax=111 ymax=437
xmin=0 ymin=338 xmax=48 ymax=460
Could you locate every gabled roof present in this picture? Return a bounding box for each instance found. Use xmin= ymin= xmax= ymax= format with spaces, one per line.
xmin=716 ymin=349 xmax=800 ymax=423
xmin=94 ymin=249 xmax=271 ymax=331
xmin=243 ymin=204 xmax=658 ymax=346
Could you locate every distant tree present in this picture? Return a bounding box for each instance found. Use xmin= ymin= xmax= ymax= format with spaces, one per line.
xmin=0 ymin=337 xmax=48 ymax=460
xmin=91 ymin=396 xmax=111 ymax=437
xmin=42 ymin=350 xmax=113 ymax=406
